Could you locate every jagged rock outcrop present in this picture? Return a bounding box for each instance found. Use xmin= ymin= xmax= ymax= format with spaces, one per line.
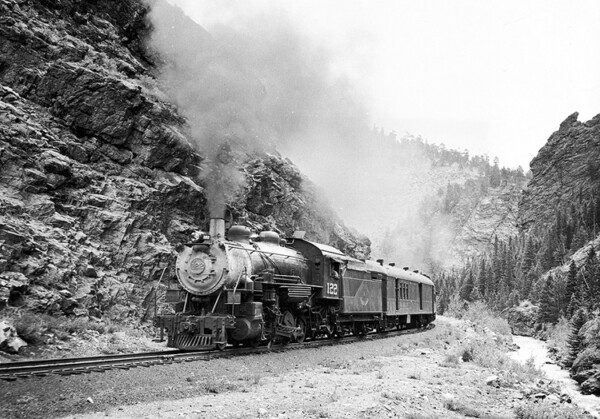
xmin=0 ymin=0 xmax=369 ymax=325
xmin=518 ymin=112 xmax=600 ymax=231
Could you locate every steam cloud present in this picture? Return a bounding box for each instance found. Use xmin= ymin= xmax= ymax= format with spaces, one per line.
xmin=146 ymin=0 xmax=456 ymax=270
xmin=146 ymin=0 xmax=369 ymax=217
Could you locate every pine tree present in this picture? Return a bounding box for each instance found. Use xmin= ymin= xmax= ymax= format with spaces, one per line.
xmin=490 ymin=237 xmax=503 ymax=296
xmin=584 ymin=247 xmax=600 ymax=309
xmin=565 ymin=260 xmax=578 ymax=314
xmin=553 ymin=273 xmax=568 ymax=317
xmin=436 ymin=274 xmax=450 ymax=314
xmin=519 ymin=236 xmax=537 ymax=299
xmin=477 ymin=259 xmax=488 ymax=298
xmin=469 ymin=286 xmax=482 ymax=302
xmin=564 ymin=308 xmax=588 ymax=368
xmin=566 ymin=293 xmax=579 ymax=320
xmin=485 ymin=262 xmax=495 ymax=302
xmin=521 ymin=236 xmax=536 ymax=274
xmin=540 ymin=229 xmax=560 ymax=270
xmin=508 ymin=290 xmax=520 ymax=307
xmin=496 ymin=275 xmax=510 ymax=311
xmin=504 ymin=241 xmax=515 ymax=290
xmin=538 ymin=275 xmax=559 ymax=324
xmin=571 ymin=224 xmax=589 ymax=251
xmin=460 ymin=270 xmax=475 ymax=301
xmin=578 ymin=247 xmax=599 ymax=309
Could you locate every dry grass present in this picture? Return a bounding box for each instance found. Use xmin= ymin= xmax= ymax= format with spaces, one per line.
xmin=8 ymin=311 xmax=120 ymax=344
xmin=443 ymin=396 xmax=485 ymax=417
xmin=318 ymin=358 xmax=351 ymax=369
xmin=240 ymin=373 xmax=262 ymax=385
xmin=202 ymin=377 xmax=240 ymax=394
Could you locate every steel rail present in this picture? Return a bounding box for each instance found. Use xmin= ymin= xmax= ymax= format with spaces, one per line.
xmin=0 ymin=349 xmax=209 ymax=380
xmin=0 ymin=324 xmax=434 ymax=381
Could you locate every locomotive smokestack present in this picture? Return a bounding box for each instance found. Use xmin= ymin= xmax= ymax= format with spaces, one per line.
xmin=209 ymin=218 xmax=225 ymax=240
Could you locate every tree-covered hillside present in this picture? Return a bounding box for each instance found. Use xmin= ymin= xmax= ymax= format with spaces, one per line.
xmin=435 ymin=112 xmax=600 ymax=395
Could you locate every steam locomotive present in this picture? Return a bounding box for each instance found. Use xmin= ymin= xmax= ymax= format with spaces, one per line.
xmin=154 ymin=219 xmax=435 ymax=350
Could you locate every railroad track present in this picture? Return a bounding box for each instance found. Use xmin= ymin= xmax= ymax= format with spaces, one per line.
xmin=0 ymin=324 xmax=434 ymax=381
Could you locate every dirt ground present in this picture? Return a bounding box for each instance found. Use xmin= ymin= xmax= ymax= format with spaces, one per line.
xmin=0 ymin=317 xmax=584 ymax=419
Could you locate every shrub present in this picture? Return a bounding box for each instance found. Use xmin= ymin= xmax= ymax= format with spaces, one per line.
xmin=240 ymin=373 xmax=262 ymax=385
xmin=461 ymin=301 xmax=512 ymax=337
xmin=514 ymin=400 xmax=591 ymax=419
xmin=443 ymin=353 xmax=460 ymax=364
xmin=12 ymin=313 xmax=47 ymax=344
xmin=446 ymin=295 xmax=468 ymax=318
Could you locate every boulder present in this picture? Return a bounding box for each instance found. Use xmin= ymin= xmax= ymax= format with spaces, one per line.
xmin=485 ymin=375 xmax=500 ymax=387
xmin=571 ymin=346 xmax=600 ymax=384
xmin=581 ymin=372 xmax=600 ymax=396
xmin=0 ymin=321 xmax=28 ymax=354
xmin=506 ymin=300 xmax=539 ymax=336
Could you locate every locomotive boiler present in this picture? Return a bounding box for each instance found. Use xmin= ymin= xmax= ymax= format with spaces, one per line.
xmin=154 ymin=218 xmax=436 ymax=350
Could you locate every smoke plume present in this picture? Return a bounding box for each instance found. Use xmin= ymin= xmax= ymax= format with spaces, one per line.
xmin=146 ymin=0 xmax=457 ymax=270
xmin=146 ymin=0 xmax=369 ymax=218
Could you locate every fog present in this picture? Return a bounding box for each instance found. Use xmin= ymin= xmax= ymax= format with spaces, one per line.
xmin=146 ymin=0 xmax=456 ymax=270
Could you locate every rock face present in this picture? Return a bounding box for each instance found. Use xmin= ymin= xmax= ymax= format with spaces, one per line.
xmin=0 ymin=0 xmax=369 ymax=323
xmin=452 ymin=184 xmax=521 ymax=261
xmin=518 ymin=112 xmax=600 ymax=231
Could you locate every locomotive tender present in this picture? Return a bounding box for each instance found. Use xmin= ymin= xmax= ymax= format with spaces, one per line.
xmin=154 ymin=218 xmax=436 ymax=350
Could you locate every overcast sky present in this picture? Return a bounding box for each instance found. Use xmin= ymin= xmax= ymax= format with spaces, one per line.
xmin=168 ymin=0 xmax=600 ymax=170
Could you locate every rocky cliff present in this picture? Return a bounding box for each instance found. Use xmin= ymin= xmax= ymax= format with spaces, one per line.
xmin=0 ymin=0 xmax=369 ymax=324
xmin=451 ymin=183 xmax=521 ymax=261
xmin=518 ymin=112 xmax=600 ymax=231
